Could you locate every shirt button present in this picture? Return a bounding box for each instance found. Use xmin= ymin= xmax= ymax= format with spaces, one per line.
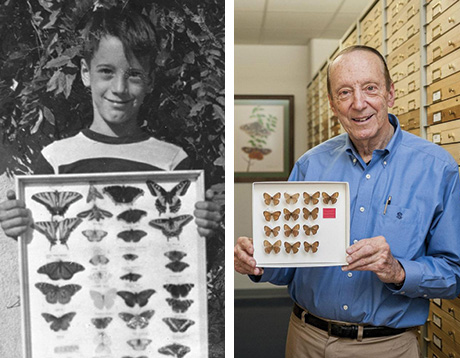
xmin=353 ymin=158 xmax=357 ymax=163
xmin=366 ymin=174 xmax=371 ymax=179
xmin=360 ymin=207 xmax=365 ymax=212
xmin=353 ymin=239 xmax=358 ymax=244
xmin=400 ymin=291 xmax=405 ymax=295
xmin=383 ymin=161 xmax=387 ymax=165
xmin=423 ymin=294 xmax=427 ymax=298
xmin=347 ymin=272 xmax=353 ymax=278
xmin=343 ymin=305 xmax=349 ymax=311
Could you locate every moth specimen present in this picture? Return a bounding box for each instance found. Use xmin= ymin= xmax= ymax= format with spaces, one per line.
xmin=77 ymin=204 xmax=113 ymax=221
xmin=127 ymin=339 xmax=152 ymax=351
xmin=158 ymin=343 xmax=191 ymax=358
xmin=166 ymin=298 xmax=193 ymax=313
xmin=117 ymin=229 xmax=147 ymax=243
xmin=82 ymin=229 xmax=108 ymax=242
xmin=91 ymin=317 xmax=113 ymax=329
xmin=120 ymin=272 xmax=142 ymax=282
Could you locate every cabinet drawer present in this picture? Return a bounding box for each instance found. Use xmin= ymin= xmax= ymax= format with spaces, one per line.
xmin=363 ymin=30 xmax=383 ymax=49
xmin=387 ymin=1 xmax=419 ymax=37
xmin=427 ymin=48 xmax=460 ymax=84
xmin=390 ymin=52 xmax=420 ymax=83
xmin=393 ymin=89 xmax=420 ymax=114
xmin=407 ymin=127 xmax=421 ymax=136
xmin=430 ymin=303 xmax=460 ymax=338
xmin=427 ymin=0 xmax=458 ymax=23
xmin=387 ymin=14 xmax=420 ymax=53
xmin=427 ymin=23 xmax=460 ymax=65
xmin=387 ymin=34 xmax=420 ymax=68
xmin=441 ymin=141 xmax=460 ymax=164
xmin=394 ymin=71 xmax=420 ymax=99
xmin=427 ymin=341 xmax=450 ymax=358
xmin=427 ymin=71 xmax=460 ymax=105
xmin=427 ymin=96 xmax=460 ymax=125
xmin=361 ymin=1 xmax=382 ymax=38
xmin=427 ymin=0 xmax=460 ymax=44
xmin=387 ymin=0 xmax=408 ymax=23
xmin=342 ymin=27 xmax=358 ymax=49
xmin=427 ymin=119 xmax=460 ymax=145
xmin=428 ymin=323 xmax=460 ymax=357
xmin=398 ymin=109 xmax=420 ymax=130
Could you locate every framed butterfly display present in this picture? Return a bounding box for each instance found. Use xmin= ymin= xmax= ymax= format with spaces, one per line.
xmin=253 ymin=181 xmax=350 ymax=267
xmin=16 ymin=171 xmax=208 ymax=358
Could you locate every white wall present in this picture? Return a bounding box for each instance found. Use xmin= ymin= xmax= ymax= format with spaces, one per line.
xmin=234 ymin=40 xmax=340 ymax=290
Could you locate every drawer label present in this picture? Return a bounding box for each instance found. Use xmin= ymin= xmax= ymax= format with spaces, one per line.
xmin=432 ymin=312 xmax=442 ymax=328
xmin=433 ymin=90 xmax=442 ymax=102
xmin=432 ymin=134 xmax=441 ymax=144
xmin=433 ymin=298 xmax=442 ymax=307
xmin=433 ymin=333 xmax=442 ymax=350
xmin=433 ymin=112 xmax=442 ymax=123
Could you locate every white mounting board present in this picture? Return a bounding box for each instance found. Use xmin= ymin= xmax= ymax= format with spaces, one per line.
xmin=253 ymin=181 xmax=350 ymax=267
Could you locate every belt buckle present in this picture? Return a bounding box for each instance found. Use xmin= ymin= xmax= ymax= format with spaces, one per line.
xmin=328 ymin=322 xmax=332 ymax=336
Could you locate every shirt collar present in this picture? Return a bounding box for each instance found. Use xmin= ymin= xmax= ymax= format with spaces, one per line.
xmin=345 ymin=113 xmax=402 ymax=166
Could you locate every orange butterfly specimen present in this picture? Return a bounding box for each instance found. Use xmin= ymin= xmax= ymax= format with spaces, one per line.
xmin=303 ymin=224 xmax=319 ymax=236
xmin=283 ymin=208 xmax=300 ymax=221
xmin=303 ymin=191 xmax=320 ymax=205
xmin=303 ymin=207 xmax=319 ymax=220
xmin=284 ymin=224 xmax=300 ymax=237
xmin=322 ymin=191 xmax=339 ymax=204
xmin=264 ymin=240 xmax=282 ymax=254
xmin=263 ymin=192 xmax=281 ymax=205
xmin=284 ymin=241 xmax=301 ymax=254
xmin=284 ymin=193 xmax=300 ymax=204
xmin=264 ymin=226 xmax=280 ymax=237
xmin=263 ymin=210 xmax=281 ymax=221
xmin=304 ymin=241 xmax=320 ymax=253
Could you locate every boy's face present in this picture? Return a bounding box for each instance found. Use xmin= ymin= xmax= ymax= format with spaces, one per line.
xmin=81 ymin=35 xmax=152 ymax=135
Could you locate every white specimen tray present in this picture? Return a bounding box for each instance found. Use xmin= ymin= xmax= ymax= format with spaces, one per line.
xmin=253 ymin=181 xmax=350 ymax=267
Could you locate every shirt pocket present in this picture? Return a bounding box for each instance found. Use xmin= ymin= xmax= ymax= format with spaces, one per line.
xmin=373 ymin=204 xmax=422 ymax=259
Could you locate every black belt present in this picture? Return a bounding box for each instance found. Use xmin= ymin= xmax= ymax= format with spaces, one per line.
xmin=293 ymin=303 xmax=409 ymax=339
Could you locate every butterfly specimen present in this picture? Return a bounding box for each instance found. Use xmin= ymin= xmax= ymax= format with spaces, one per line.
xmin=31 ymin=191 xmax=83 ymax=217
xmin=117 ymin=289 xmax=156 ymax=308
xmin=146 ymin=179 xmax=191 ymax=215
xmin=35 ymin=283 xmax=81 ymax=304
xmin=117 ymin=229 xmax=147 ymax=243
xmin=284 ymin=193 xmax=300 ymax=204
xmin=166 ymin=298 xmax=193 ymax=313
xmin=87 ymin=184 xmax=103 ymax=202
xmin=304 ymin=241 xmax=320 ymax=253
xmin=322 ymin=191 xmax=339 ymax=204
xmin=78 ymin=204 xmax=113 ymax=221
xmin=82 ymin=229 xmax=108 ymax=242
xmin=303 ymin=207 xmax=319 ymax=220
xmin=165 ymin=250 xmax=187 ymax=261
xmin=284 ymin=241 xmax=301 ymax=254
xmin=127 ymin=339 xmax=152 ymax=351
xmin=303 ymin=191 xmax=320 ymax=205
xmin=164 ymin=284 xmax=194 ymax=298
xmin=264 ymin=239 xmax=282 ymax=254
xmin=240 ymin=121 xmax=271 ymax=136
xmin=89 ymin=254 xmax=110 ymax=265
xmin=89 ymin=271 xmax=112 ymax=284
xmin=263 ymin=210 xmax=281 ymax=221
xmin=158 ymin=343 xmax=191 ymax=358
xmin=284 ymin=224 xmax=300 ymax=237
xmin=264 ymin=225 xmax=280 ymax=237
xmin=120 ymin=272 xmax=142 ymax=282
xmin=119 ymin=310 xmax=155 ymax=329
xmin=103 ymin=185 xmax=144 ymax=205
xmin=37 ymin=260 xmax=85 ymax=281
xmin=91 ymin=317 xmax=113 ymax=329
xmin=90 ymin=288 xmax=117 ymax=309
xmin=166 ymin=261 xmax=190 ymax=273
xmin=123 ymin=253 xmax=139 ymax=261
xmin=242 ymin=147 xmax=272 ymax=158
xmin=303 ymin=224 xmax=319 ymax=236
xmin=283 ymin=208 xmax=300 ymax=221
xmin=42 ymin=312 xmax=76 ymax=331
xmin=149 ymin=215 xmax=194 ymax=241
xmin=163 ymin=318 xmax=195 ymax=333
xmin=34 ymin=218 xmax=82 ymax=249
xmin=263 ymin=192 xmax=281 ymax=205
xmin=117 ymin=209 xmax=147 ymax=224
xmin=94 ymin=331 xmax=111 ymax=354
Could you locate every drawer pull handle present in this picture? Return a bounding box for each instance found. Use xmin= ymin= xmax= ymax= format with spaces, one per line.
xmin=432 ymin=1 xmax=442 ymax=19
xmin=448 ymin=330 xmax=455 ymax=336
xmin=407 ymin=5 xmax=415 ymax=18
xmin=449 ymin=88 xmax=455 ymax=93
xmin=449 ymin=64 xmax=455 ymax=70
xmin=448 ymin=17 xmax=455 ymax=23
xmin=448 ymin=353 xmax=455 ymax=358
xmin=449 ymin=110 xmax=456 ymax=116
xmin=449 ymin=40 xmax=455 ymax=47
xmin=449 ymin=307 xmax=456 ymax=313
xmin=448 ymin=133 xmax=455 ymax=140
xmin=433 ymin=46 xmax=442 ymax=61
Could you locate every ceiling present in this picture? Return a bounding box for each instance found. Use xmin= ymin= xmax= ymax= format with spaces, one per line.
xmin=235 ymin=0 xmax=374 ymax=45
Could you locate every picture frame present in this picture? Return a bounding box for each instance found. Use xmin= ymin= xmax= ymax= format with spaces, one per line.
xmin=16 ymin=170 xmax=208 ymax=358
xmin=234 ymin=95 xmax=294 ymax=182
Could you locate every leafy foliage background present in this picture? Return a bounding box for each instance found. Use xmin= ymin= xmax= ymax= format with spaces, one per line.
xmin=0 ymin=0 xmax=224 ymax=356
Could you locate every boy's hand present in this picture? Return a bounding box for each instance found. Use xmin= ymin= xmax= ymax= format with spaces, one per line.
xmin=0 ymin=190 xmax=32 ymax=239
xmin=194 ymin=189 xmax=222 ymax=237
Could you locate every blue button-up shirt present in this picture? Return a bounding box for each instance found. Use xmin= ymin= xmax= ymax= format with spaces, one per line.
xmin=256 ymin=114 xmax=460 ymax=328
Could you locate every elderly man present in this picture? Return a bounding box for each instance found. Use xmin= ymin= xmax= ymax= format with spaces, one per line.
xmin=234 ymin=45 xmax=460 ymax=358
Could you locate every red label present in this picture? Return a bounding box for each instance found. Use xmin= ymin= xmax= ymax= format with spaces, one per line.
xmin=323 ymin=208 xmax=336 ymax=219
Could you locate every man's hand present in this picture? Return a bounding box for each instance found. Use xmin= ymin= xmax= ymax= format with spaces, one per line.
xmin=342 ymin=236 xmax=405 ymax=284
xmin=194 ymin=189 xmax=222 ymax=237
xmin=234 ymin=236 xmax=264 ymax=276
xmin=0 ymin=190 xmax=32 ymax=239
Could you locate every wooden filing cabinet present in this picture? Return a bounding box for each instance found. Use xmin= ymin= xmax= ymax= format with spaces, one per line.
xmin=427 ymin=0 xmax=460 ymax=44
xmin=427 ymin=71 xmax=460 ymax=105
xmin=426 ymin=118 xmax=460 ymax=145
xmin=427 ymin=95 xmax=460 ymax=125
xmin=390 ymin=52 xmax=420 ymax=82
xmin=426 ymin=0 xmax=459 ymax=24
xmin=426 ymin=23 xmax=460 ymax=64
xmin=387 ymin=33 xmax=420 ymax=68
xmin=341 ymin=27 xmax=358 ymax=49
xmin=360 ymin=1 xmax=382 ymax=43
xmin=398 ymin=109 xmax=420 ymax=131
xmin=427 ymin=47 xmax=460 ymax=84
xmin=387 ymin=0 xmax=409 ymax=23
xmin=387 ymin=13 xmax=420 ymax=53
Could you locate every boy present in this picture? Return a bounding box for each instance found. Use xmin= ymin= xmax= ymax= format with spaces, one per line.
xmin=0 ymin=6 xmax=221 ymax=238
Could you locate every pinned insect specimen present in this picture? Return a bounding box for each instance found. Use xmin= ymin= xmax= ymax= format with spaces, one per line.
xmin=117 ymin=229 xmax=147 ymax=243
xmin=158 ymin=343 xmax=191 ymax=358
xmin=264 ymin=240 xmax=281 ymax=254
xmin=35 ymin=283 xmax=81 ymax=304
xmin=263 ymin=192 xmax=281 ymax=205
xmin=284 ymin=193 xmax=300 ymax=204
xmin=263 ymin=210 xmax=281 ymax=221
xmin=31 ymin=191 xmax=82 ymax=217
xmin=127 ymin=339 xmax=152 ymax=351
xmin=34 ymin=218 xmax=82 ymax=249
xmin=149 ymin=215 xmax=194 ymax=241
xmin=264 ymin=226 xmax=280 ymax=237
xmin=303 ymin=191 xmax=320 ymax=205
xmin=163 ymin=318 xmax=195 ymax=333
xmin=89 ymin=254 xmax=109 ymax=266
xmin=166 ymin=298 xmax=194 ymax=313
xmin=304 ymin=241 xmax=320 ymax=253
xmin=284 ymin=241 xmax=301 ymax=254
xmin=164 ymin=284 xmax=194 ymax=298
xmin=322 ymin=192 xmax=339 ymax=204
xmin=119 ymin=310 xmax=155 ymax=329
xmin=303 ymin=225 xmax=319 ymax=236
xmin=164 ymin=250 xmax=189 ymax=273
xmin=37 ymin=260 xmax=85 ymax=281
xmin=117 ymin=289 xmax=156 ymax=308
xmin=117 ymin=209 xmax=147 ymax=224
xmin=303 ymin=207 xmax=319 ymax=220
xmin=146 ymin=179 xmax=191 ymax=215
xmin=91 ymin=317 xmax=113 ymax=329
xmin=77 ymin=204 xmax=113 ymax=221
xmin=103 ymin=185 xmax=144 ymax=205
xmin=120 ymin=272 xmax=142 ymax=282
xmin=90 ymin=288 xmax=117 ymax=309
xmin=41 ymin=312 xmax=76 ymax=332
xmin=82 ymin=229 xmax=108 ymax=242
xmin=122 ymin=253 xmax=139 ymax=261
xmin=283 ymin=208 xmax=300 ymax=221
xmin=86 ymin=184 xmax=103 ymax=202
xmin=284 ymin=224 xmax=300 ymax=238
